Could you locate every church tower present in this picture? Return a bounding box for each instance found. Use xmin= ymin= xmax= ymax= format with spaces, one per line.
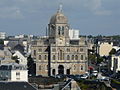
xmin=48 ymin=4 xmax=70 ymax=45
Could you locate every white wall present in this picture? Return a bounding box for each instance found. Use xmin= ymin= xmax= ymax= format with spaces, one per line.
xmin=13 ymin=51 xmax=27 ymax=65
xmin=69 ymin=29 xmax=79 ymax=40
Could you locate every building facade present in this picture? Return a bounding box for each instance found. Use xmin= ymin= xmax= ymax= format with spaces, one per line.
xmin=111 ymin=50 xmax=120 ymax=73
xmin=0 ymin=63 xmax=28 ymax=82
xmin=31 ymin=6 xmax=88 ymax=76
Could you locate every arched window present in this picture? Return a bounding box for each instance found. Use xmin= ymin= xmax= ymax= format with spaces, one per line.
xmin=44 ymin=55 xmax=47 ymax=60
xmin=60 ymin=50 xmax=63 ymax=60
xmin=39 ymin=55 xmax=41 ymax=60
xmin=53 ymin=55 xmax=56 ymax=60
xmin=67 ymin=55 xmax=70 ymax=60
xmin=72 ymin=55 xmax=74 ymax=60
xmin=62 ymin=26 xmax=64 ymax=35
xmin=75 ymin=55 xmax=78 ymax=60
xmin=58 ymin=26 xmax=61 ymax=35
xmin=81 ymin=65 xmax=83 ymax=70
xmin=81 ymin=55 xmax=84 ymax=60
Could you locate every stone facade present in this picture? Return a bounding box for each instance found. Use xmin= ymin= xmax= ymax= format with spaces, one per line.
xmin=31 ymin=6 xmax=88 ymax=76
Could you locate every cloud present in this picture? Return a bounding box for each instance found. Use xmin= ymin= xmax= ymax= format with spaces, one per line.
xmin=0 ymin=7 xmax=24 ymax=19
xmin=84 ymin=0 xmax=112 ymax=15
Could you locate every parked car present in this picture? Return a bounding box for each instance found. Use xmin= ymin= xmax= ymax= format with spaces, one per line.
xmin=92 ymin=70 xmax=98 ymax=76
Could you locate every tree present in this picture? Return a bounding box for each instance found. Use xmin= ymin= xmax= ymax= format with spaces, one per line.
xmin=109 ymin=48 xmax=116 ymax=56
xmin=27 ymin=55 xmax=36 ymax=76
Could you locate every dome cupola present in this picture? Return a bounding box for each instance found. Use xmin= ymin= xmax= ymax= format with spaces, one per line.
xmin=50 ymin=4 xmax=68 ymax=24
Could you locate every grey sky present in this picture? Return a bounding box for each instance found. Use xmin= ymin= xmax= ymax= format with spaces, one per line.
xmin=0 ymin=0 xmax=120 ymax=36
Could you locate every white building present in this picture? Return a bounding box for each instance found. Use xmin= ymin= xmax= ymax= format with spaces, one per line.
xmin=69 ymin=29 xmax=79 ymax=40
xmin=0 ymin=63 xmax=28 ymax=82
xmin=111 ymin=50 xmax=120 ymax=73
xmin=13 ymin=51 xmax=27 ymax=65
xmin=0 ymin=32 xmax=6 ymax=39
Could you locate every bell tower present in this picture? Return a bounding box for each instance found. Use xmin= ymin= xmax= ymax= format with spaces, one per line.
xmin=48 ymin=4 xmax=70 ymax=45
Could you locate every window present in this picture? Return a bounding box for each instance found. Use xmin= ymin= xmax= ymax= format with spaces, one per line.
xmin=80 ymin=48 xmax=83 ymax=52
xmin=81 ymin=55 xmax=84 ymax=60
xmin=60 ymin=50 xmax=62 ymax=60
xmin=53 ymin=55 xmax=56 ymax=60
xmin=16 ymin=72 xmax=20 ymax=76
xmin=67 ymin=55 xmax=70 ymax=60
xmin=33 ymin=50 xmax=36 ymax=56
xmin=75 ymin=55 xmax=78 ymax=60
xmin=39 ymin=55 xmax=42 ymax=60
xmin=39 ymin=66 xmax=41 ymax=70
xmin=67 ymin=48 xmax=70 ymax=52
xmin=44 ymin=55 xmax=47 ymax=60
xmin=52 ymin=48 xmax=56 ymax=52
xmin=58 ymin=26 xmax=61 ymax=35
xmin=39 ymin=48 xmax=42 ymax=52
xmin=62 ymin=26 xmax=64 ymax=35
xmin=81 ymin=65 xmax=83 ymax=70
xmin=72 ymin=55 xmax=74 ymax=60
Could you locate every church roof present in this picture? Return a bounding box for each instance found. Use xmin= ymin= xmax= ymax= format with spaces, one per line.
xmin=50 ymin=4 xmax=68 ymax=24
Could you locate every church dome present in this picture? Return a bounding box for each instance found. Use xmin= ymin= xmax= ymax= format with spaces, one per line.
xmin=50 ymin=5 xmax=68 ymax=24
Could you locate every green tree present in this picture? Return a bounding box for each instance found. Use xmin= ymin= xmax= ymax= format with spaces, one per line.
xmin=109 ymin=48 xmax=116 ymax=56
xmin=27 ymin=55 xmax=36 ymax=76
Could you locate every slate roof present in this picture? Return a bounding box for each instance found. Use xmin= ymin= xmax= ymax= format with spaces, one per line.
xmin=0 ymin=82 xmax=37 ymax=90
xmin=116 ymin=49 xmax=120 ymax=56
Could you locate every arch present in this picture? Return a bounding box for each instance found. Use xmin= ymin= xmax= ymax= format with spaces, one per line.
xmin=58 ymin=65 xmax=64 ymax=74
xmin=62 ymin=26 xmax=64 ymax=35
xmin=39 ymin=55 xmax=42 ymax=60
xmin=81 ymin=65 xmax=83 ymax=70
xmin=72 ymin=55 xmax=74 ymax=60
xmin=44 ymin=55 xmax=47 ymax=60
xmin=81 ymin=55 xmax=84 ymax=60
xmin=67 ymin=55 xmax=70 ymax=60
xmin=75 ymin=55 xmax=78 ymax=60
xmin=58 ymin=26 xmax=61 ymax=35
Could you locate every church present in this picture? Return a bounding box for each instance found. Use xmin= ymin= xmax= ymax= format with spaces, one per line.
xmin=31 ymin=5 xmax=88 ymax=76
